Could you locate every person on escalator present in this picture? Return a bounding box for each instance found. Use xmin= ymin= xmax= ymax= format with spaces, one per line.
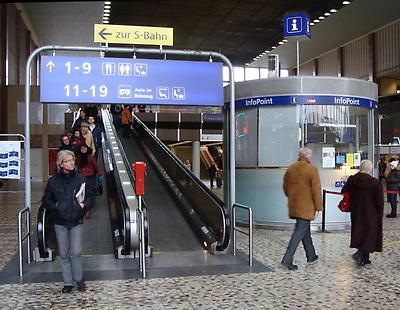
xmin=42 ymin=150 xmax=94 ymax=293
xmin=77 ymin=144 xmax=103 ymax=208
xmin=208 ymin=161 xmax=217 ymax=188
xmin=121 ymin=105 xmax=132 ymax=138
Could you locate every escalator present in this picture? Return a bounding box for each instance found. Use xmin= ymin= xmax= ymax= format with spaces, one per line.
xmin=36 ymin=110 xmax=142 ymax=260
xmin=120 ymin=114 xmax=229 ymax=253
xmin=36 ymin=146 xmax=119 ymax=259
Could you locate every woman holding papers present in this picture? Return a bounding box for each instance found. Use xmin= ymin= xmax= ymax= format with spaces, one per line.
xmin=42 ymin=150 xmax=93 ymax=293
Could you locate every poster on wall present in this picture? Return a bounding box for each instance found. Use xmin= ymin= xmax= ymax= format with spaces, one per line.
xmin=322 ymin=147 xmax=335 ymax=168
xmin=353 ymin=153 xmax=361 ymax=167
xmin=0 ymin=141 xmax=21 ymax=179
xmin=346 ymin=153 xmax=354 ymax=167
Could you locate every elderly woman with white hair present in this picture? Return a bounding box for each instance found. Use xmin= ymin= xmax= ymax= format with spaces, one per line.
xmin=341 ymin=159 xmax=384 ymax=266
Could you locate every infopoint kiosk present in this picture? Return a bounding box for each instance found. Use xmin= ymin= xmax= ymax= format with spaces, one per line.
xmin=228 ymin=76 xmax=378 ymax=230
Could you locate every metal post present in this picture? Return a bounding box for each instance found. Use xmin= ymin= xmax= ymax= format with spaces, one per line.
xmin=249 ymin=207 xmax=253 ymax=267
xmin=296 ymin=40 xmax=300 ymax=76
xmin=322 ymin=190 xmax=326 ymax=232
xmin=27 ymin=210 xmax=31 ymax=263
xmin=232 ymin=204 xmax=236 ymax=256
xmin=18 ymin=212 xmax=23 ymax=277
xmin=138 ymin=195 xmax=143 ymax=272
xmin=139 ymin=195 xmax=146 ymax=278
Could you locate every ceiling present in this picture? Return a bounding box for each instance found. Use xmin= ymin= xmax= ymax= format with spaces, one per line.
xmin=24 ymin=0 xmax=345 ymax=65
xmin=107 ymin=0 xmax=342 ymax=65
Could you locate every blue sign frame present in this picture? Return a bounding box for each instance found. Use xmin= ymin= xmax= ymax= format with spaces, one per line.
xmin=283 ymin=13 xmax=311 ymax=39
xmin=235 ymin=95 xmax=378 ymax=109
xmin=40 ymin=56 xmax=223 ymax=106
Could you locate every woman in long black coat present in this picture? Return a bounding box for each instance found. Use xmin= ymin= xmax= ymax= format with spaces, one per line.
xmin=341 ymin=159 xmax=384 ymax=266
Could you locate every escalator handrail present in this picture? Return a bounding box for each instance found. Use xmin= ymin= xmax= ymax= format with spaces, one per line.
xmin=108 ymin=111 xmax=150 ymax=251
xmin=102 ymin=109 xmax=135 ymax=253
xmin=36 ymin=204 xmax=49 ymax=258
xmin=133 ymin=113 xmax=224 ymax=206
xmin=132 ymin=113 xmax=229 ymax=250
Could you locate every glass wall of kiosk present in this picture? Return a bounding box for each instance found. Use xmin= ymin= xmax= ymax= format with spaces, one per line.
xmin=228 ymin=76 xmax=378 ymax=230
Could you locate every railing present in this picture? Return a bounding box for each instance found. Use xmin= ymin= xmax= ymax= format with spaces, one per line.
xmin=232 ymin=203 xmax=253 ymax=266
xmin=18 ymin=206 xmax=31 ymax=277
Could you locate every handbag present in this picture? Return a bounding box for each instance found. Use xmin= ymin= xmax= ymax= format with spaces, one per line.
xmin=338 ymin=192 xmax=351 ymax=212
xmin=96 ymin=180 xmax=103 ymax=196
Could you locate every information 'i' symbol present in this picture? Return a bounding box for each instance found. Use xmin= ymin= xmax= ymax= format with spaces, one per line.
xmin=291 ymin=19 xmax=299 ymax=31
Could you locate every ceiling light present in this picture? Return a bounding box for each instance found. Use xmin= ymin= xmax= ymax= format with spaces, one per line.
xmin=343 ymin=1 xmax=351 ymax=4
xmin=104 ymin=9 xmax=110 ymax=13
xmin=104 ymin=13 xmax=110 ymax=17
xmin=103 ymin=20 xmax=109 ymax=24
xmin=282 ymin=39 xmax=288 ymax=42
xmin=310 ymin=22 xmax=315 ymax=26
xmin=104 ymin=1 xmax=111 ymax=5
xmin=104 ymin=5 xmax=111 ymax=9
xmin=278 ymin=41 xmax=284 ymax=45
xmin=324 ymin=12 xmax=331 ymax=16
xmin=313 ymin=19 xmax=320 ymax=23
xmin=103 ymin=17 xmax=109 ymax=21
xmin=319 ymin=16 xmax=325 ymax=20
xmin=271 ymin=46 xmax=277 ymax=49
xmin=330 ymin=9 xmax=338 ymax=13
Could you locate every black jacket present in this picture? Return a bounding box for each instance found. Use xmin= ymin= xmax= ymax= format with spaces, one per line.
xmin=42 ymin=169 xmax=94 ymax=228
xmin=386 ymin=169 xmax=400 ymax=191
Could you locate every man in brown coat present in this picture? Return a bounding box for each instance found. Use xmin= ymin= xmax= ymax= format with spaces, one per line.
xmin=281 ymin=147 xmax=323 ymax=270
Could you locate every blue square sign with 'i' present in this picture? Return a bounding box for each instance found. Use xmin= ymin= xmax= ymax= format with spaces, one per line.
xmin=283 ymin=13 xmax=311 ymax=40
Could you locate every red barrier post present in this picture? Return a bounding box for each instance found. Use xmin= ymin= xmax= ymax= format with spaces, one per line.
xmin=132 ymin=161 xmax=147 ymax=278
xmin=132 ymin=161 xmax=146 ymax=196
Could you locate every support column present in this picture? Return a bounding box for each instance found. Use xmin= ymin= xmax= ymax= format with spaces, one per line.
xmin=0 ymin=4 xmax=7 ymax=134
xmin=192 ymin=141 xmax=200 ymax=178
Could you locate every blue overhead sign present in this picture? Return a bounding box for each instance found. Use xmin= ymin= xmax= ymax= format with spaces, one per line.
xmin=283 ymin=13 xmax=311 ymax=40
xmin=40 ymin=56 xmax=223 ymax=106
xmin=235 ymin=95 xmax=378 ymax=109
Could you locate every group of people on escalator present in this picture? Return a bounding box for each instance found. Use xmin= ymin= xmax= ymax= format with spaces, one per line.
xmin=42 ymin=105 xmax=104 ymax=294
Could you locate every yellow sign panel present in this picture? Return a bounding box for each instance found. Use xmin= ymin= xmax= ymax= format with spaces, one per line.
xmin=94 ymin=24 xmax=173 ymax=46
xmin=346 ymin=153 xmax=354 ymax=167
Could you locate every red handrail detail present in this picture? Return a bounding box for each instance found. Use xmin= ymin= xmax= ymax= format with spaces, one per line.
xmin=384 ymin=190 xmax=400 ymax=194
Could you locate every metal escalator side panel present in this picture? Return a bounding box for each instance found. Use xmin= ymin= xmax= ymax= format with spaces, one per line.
xmin=101 ymin=109 xmax=140 ymax=256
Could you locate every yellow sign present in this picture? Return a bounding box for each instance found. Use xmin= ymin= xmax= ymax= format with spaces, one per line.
xmin=94 ymin=24 xmax=173 ymax=46
xmin=346 ymin=153 xmax=354 ymax=167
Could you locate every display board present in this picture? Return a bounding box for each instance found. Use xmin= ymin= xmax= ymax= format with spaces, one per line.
xmin=40 ymin=56 xmax=223 ymax=106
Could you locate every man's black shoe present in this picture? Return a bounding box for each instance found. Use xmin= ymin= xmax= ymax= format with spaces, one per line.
xmin=386 ymin=214 xmax=397 ymax=218
xmin=77 ymin=280 xmax=86 ymax=292
xmin=281 ymin=262 xmax=298 ymax=270
xmin=307 ymin=255 xmax=319 ymax=264
xmin=62 ymin=286 xmax=73 ymax=293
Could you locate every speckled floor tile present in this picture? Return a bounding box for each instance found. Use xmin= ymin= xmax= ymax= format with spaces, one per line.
xmin=1 ymin=186 xmax=400 ymax=309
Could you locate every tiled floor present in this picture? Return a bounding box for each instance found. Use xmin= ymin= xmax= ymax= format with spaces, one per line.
xmin=1 ymin=184 xmax=400 ymax=309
